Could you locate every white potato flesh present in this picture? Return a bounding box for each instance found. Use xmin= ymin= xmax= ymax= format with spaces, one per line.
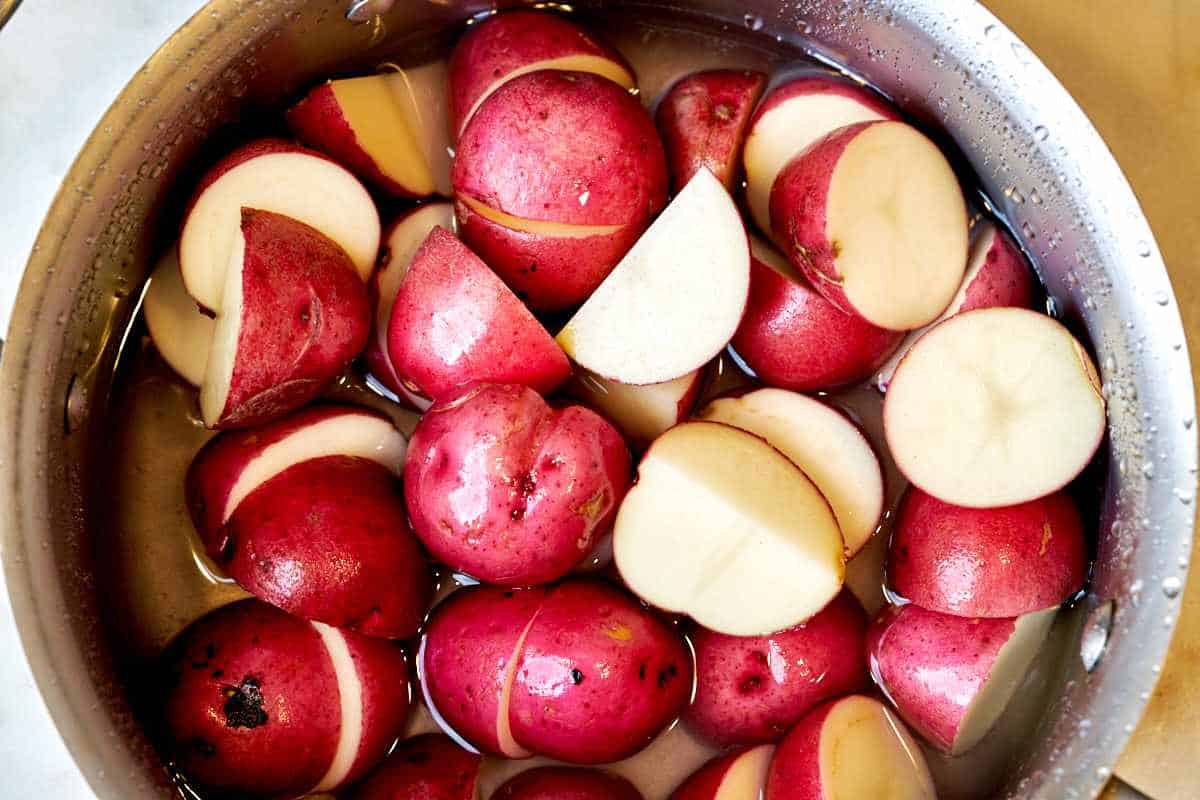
xmin=819 ymin=696 xmax=937 ymax=800
xmin=143 ymin=247 xmax=214 ymax=386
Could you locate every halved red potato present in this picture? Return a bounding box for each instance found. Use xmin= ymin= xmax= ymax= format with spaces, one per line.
xmin=404 ymin=383 xmax=631 ymax=585
xmin=199 ymin=209 xmax=370 ymax=429
xmin=655 ymin=69 xmax=767 ymax=191
xmin=162 ymin=599 xmax=410 ymax=797
xmin=143 ymin=246 xmax=213 ymax=386
xmin=385 ymin=228 xmax=571 ymax=400
xmin=567 ymin=367 xmax=705 ymax=451
xmin=764 ymin=695 xmax=936 ymax=800
xmin=352 ymin=733 xmax=481 ymax=800
xmin=873 ymin=220 xmax=1036 ymax=390
xmin=670 ymin=745 xmax=775 ymax=800
xmin=453 ymin=69 xmax=667 ymax=309
xmin=366 ymin=203 xmax=455 ymax=402
xmin=494 ymin=767 xmax=643 ymax=800
xmin=686 ymin=591 xmax=868 ymax=746
xmin=419 ymin=584 xmax=548 ymax=759
xmin=448 ymin=9 xmax=635 ymax=138
xmin=888 ymin=487 xmax=1087 ymax=617
xmin=556 ymin=169 xmax=750 ymax=385
xmin=867 ymin=604 xmax=1057 ymax=755
xmin=288 ymin=67 xmax=446 ymax=197
xmin=743 ymin=75 xmax=900 ymax=235
xmin=186 ymin=404 xmax=405 ymax=544
xmin=217 ymin=456 xmax=431 ymax=638
xmin=614 ymin=421 xmax=844 ymax=636
xmin=699 ymin=389 xmax=884 ymax=558
xmin=884 ymin=307 xmax=1106 ymax=507
xmin=507 ymin=579 xmax=692 ymax=763
xmin=179 ymin=138 xmax=379 ymax=311
xmin=730 ymin=235 xmax=901 ymax=392
xmin=770 ymin=120 xmax=969 ymax=331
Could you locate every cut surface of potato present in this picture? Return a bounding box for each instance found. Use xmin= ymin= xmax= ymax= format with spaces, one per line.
xmin=614 ymin=421 xmax=844 ymax=636
xmin=143 ymin=247 xmax=213 ymax=386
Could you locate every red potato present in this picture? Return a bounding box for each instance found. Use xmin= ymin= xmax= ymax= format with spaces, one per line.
xmin=770 ymin=120 xmax=969 ymax=331
xmin=655 ymin=69 xmax=767 ymax=191
xmin=162 ymin=599 xmax=410 ymax=797
xmin=884 ymin=307 xmax=1106 ymax=507
xmin=508 ymin=579 xmax=693 ymax=764
xmin=615 ymin=422 xmax=845 ymax=637
xmin=453 ymin=70 xmax=668 ymax=309
xmin=866 ymin=604 xmax=1057 ymax=755
xmin=743 ymin=75 xmax=900 ymax=235
xmin=385 ymin=228 xmax=571 ymax=400
xmin=888 ymin=488 xmax=1087 ymax=618
xmin=730 ymin=235 xmax=901 ymax=393
xmin=493 ymin=767 xmax=644 ymax=800
xmin=685 ymin=591 xmax=869 ymax=747
xmin=215 ymin=456 xmax=431 ymax=638
xmin=670 ymin=745 xmax=775 ymax=800
xmin=566 ymin=366 xmax=705 ymax=451
xmin=186 ymin=404 xmax=406 ymax=545
xmin=873 ymin=220 xmax=1036 ymax=390
xmin=288 ymin=69 xmax=444 ymax=197
xmin=764 ymin=695 xmax=935 ymax=800
xmin=405 ymin=383 xmax=630 ymax=585
xmin=448 ymin=9 xmax=635 ymax=138
xmin=366 ymin=203 xmax=455 ymax=403
xmin=420 ymin=585 xmax=548 ymax=758
xmin=352 ymin=734 xmax=481 ymax=800
xmin=556 ymin=169 xmax=750 ymax=386
xmin=179 ymin=138 xmax=379 ymax=312
xmin=454 ymin=195 xmax=645 ymax=311
xmin=143 ymin=246 xmax=213 ymax=387
xmin=698 ymin=388 xmax=884 ymax=558
xmin=199 ymin=209 xmax=370 ymax=429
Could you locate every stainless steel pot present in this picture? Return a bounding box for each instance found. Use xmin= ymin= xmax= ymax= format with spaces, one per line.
xmin=1 ymin=1 xmax=1194 ymax=798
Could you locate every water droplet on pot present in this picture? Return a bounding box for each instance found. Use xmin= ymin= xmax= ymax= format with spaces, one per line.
xmin=1080 ymin=600 xmax=1114 ymax=672
xmin=984 ymin=24 xmax=999 ymax=39
xmin=1136 ymin=240 xmax=1152 ymax=257
xmin=1152 ymin=291 xmax=1170 ymax=306
xmin=1141 ymin=461 xmax=1155 ymax=479
xmin=1034 ymin=125 xmax=1049 ymax=141
xmin=1184 ymin=416 xmax=1195 ymax=430
xmin=1173 ymin=487 xmax=1193 ymax=505
xmin=1021 ymin=221 xmax=1036 ymax=240
xmin=743 ymin=13 xmax=764 ymax=31
xmin=1029 ymin=188 xmax=1043 ymax=205
xmin=185 ymin=79 xmax=198 ymax=92
xmin=1162 ymin=577 xmax=1182 ymax=598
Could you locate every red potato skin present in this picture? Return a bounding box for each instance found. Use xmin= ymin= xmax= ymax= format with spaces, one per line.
xmin=670 ymin=748 xmax=754 ymax=800
xmin=454 ymin=197 xmax=644 ymax=310
xmin=185 ymin=404 xmax=391 ymax=545
xmin=386 ymin=228 xmax=571 ymax=400
xmin=508 ymin=579 xmax=693 ymax=764
xmin=453 ymin=70 xmax=667 ymax=228
xmin=405 ymin=383 xmax=631 ymax=585
xmin=866 ymin=604 xmax=1017 ymax=754
xmin=656 ymin=70 xmax=767 ymax=192
xmin=959 ymin=226 xmax=1035 ymax=312
xmin=287 ymin=83 xmax=417 ymax=198
xmin=686 ymin=591 xmax=870 ymax=747
xmin=213 ymin=209 xmax=370 ymax=429
xmin=763 ymin=699 xmax=836 ymax=800
xmin=215 ymin=456 xmax=431 ymax=638
xmin=888 ymin=488 xmax=1087 ymax=618
xmin=162 ymin=600 xmax=410 ymax=797
xmin=731 ymin=253 xmax=902 ymax=392
xmin=448 ymin=9 xmax=634 ymax=137
xmin=352 ymin=734 xmax=482 ymax=800
xmin=769 ymin=121 xmax=880 ymax=320
xmin=421 ymin=585 xmax=548 ymax=757
xmin=493 ymin=767 xmax=644 ymax=800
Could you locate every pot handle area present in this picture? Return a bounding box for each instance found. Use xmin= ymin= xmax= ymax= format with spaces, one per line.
xmin=346 ymin=0 xmax=395 ymax=22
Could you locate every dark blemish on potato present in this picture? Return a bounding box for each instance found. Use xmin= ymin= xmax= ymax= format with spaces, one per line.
xmin=739 ymin=674 xmax=763 ymax=693
xmin=511 ymin=506 xmax=526 ymax=521
xmin=298 ymin=305 xmax=311 ymax=325
xmin=752 ymin=649 xmax=768 ymax=665
xmin=639 ymin=664 xmax=647 ymax=680
xmin=657 ymin=668 xmax=672 ymax=688
xmin=571 ymin=669 xmax=585 ymax=685
xmin=222 ymin=676 xmax=268 ymax=729
xmin=211 ymin=669 xmax=224 ymax=679
xmin=405 ymin=749 xmax=433 ymax=765
xmin=503 ymin=591 xmax=514 ymax=598
xmin=190 ymin=737 xmax=216 ymax=758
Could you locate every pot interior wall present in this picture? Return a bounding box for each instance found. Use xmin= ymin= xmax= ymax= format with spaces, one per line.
xmin=0 ymin=1 xmax=1193 ymax=799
